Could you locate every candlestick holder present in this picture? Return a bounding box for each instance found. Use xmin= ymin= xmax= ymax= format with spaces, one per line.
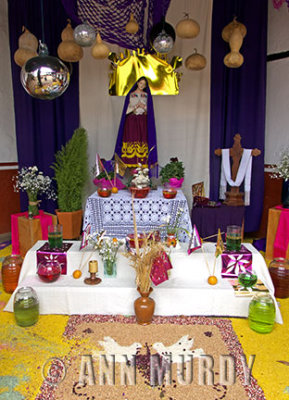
xmin=84 ymin=272 xmax=102 ymax=285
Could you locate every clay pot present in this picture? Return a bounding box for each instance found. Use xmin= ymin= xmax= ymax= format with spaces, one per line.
xmin=134 ymin=287 xmax=155 ymax=325
xmin=125 ymin=13 xmax=139 ymax=34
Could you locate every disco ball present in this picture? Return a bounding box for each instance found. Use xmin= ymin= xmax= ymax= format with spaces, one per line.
xmin=21 ymin=42 xmax=70 ymax=100
xmin=73 ymin=22 xmax=96 ymax=47
xmin=153 ymin=30 xmax=174 ymax=54
xmin=150 ymin=19 xmax=176 ymax=54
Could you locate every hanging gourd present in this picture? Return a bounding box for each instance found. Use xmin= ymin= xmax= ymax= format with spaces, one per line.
xmin=222 ymin=17 xmax=247 ymax=68
xmin=91 ymin=32 xmax=110 ymax=59
xmin=176 ymin=14 xmax=200 ymax=39
xmin=125 ymin=13 xmax=139 ymax=34
xmin=14 ymin=26 xmax=38 ymax=67
xmin=185 ymin=48 xmax=206 ymax=70
xmin=57 ymin=19 xmax=83 ymax=62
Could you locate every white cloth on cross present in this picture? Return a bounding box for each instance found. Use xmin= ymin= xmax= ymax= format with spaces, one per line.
xmin=220 ymin=149 xmax=252 ymax=206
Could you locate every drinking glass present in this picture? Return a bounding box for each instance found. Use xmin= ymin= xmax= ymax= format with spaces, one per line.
xmin=226 ymin=225 xmax=242 ymax=251
xmin=48 ymin=224 xmax=63 ymax=249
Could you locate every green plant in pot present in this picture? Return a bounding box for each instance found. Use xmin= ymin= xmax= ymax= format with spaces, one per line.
xmin=160 ymin=158 xmax=185 ymax=188
xmin=51 ymin=127 xmax=89 ymax=239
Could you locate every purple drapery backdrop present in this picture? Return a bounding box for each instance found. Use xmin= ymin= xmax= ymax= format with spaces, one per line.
xmin=210 ymin=0 xmax=268 ymax=232
xmin=8 ymin=0 xmax=80 ymax=213
xmin=61 ymin=0 xmax=171 ymax=50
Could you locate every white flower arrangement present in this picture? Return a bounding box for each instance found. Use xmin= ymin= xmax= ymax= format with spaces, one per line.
xmin=88 ymin=233 xmax=123 ymax=263
xmin=13 ymin=166 xmax=57 ymax=199
xmin=271 ymin=149 xmax=289 ymax=181
xmin=130 ymin=164 xmax=150 ymax=188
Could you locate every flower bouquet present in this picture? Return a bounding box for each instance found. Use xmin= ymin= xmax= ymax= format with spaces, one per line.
xmin=129 ymin=164 xmax=151 ymax=198
xmin=13 ymin=166 xmax=56 ymax=217
xmin=270 ymin=148 xmax=289 ymax=207
xmin=162 ymin=207 xmax=189 ymax=247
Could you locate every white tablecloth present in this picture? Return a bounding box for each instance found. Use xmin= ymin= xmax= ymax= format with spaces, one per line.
xmin=83 ymin=187 xmax=192 ymax=241
xmin=4 ymin=241 xmax=283 ymax=324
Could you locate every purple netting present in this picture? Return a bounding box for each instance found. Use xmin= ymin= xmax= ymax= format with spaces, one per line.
xmin=77 ymin=0 xmax=146 ymax=49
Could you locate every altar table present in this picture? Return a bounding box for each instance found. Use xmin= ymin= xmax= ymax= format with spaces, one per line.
xmin=83 ymin=188 xmax=192 ymax=241
xmin=4 ymin=241 xmax=282 ymax=324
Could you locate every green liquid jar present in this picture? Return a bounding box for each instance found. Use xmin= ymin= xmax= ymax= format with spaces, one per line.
xmin=248 ymin=293 xmax=275 ymax=334
xmin=13 ymin=287 xmax=39 ymax=327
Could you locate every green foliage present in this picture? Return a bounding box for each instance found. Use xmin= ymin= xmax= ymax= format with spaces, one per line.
xmin=160 ymin=160 xmax=185 ymax=184
xmin=51 ymin=128 xmax=89 ymax=212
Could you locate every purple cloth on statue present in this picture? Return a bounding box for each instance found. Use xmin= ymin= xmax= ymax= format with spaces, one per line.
xmin=221 ymin=245 xmax=252 ymax=278
xmin=191 ymin=204 xmax=245 ymax=242
xmin=114 ymin=77 xmax=158 ymax=174
xmin=37 ymin=242 xmax=73 ymax=275
xmin=122 ymin=113 xmax=148 ymax=166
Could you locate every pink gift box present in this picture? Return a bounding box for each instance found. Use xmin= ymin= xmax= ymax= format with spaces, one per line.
xmin=221 ymin=245 xmax=252 ymax=278
xmin=37 ymin=242 xmax=73 ymax=275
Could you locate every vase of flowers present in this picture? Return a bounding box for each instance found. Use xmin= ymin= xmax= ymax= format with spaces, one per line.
xmin=162 ymin=206 xmax=189 ymax=247
xmin=270 ymin=149 xmax=289 ymax=208
xmin=13 ymin=166 xmax=56 ymax=217
xmin=97 ymin=237 xmax=122 ymax=277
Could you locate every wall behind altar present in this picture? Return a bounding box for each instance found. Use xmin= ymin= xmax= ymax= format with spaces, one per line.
xmin=265 ymin=0 xmax=289 ymax=164
xmin=0 ymin=0 xmax=17 ymax=163
xmin=79 ymin=0 xmax=213 ymax=206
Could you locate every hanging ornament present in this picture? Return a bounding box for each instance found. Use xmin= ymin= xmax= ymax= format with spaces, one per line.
xmin=73 ymin=21 xmax=96 ymax=47
xmin=14 ymin=26 xmax=38 ymax=67
xmin=21 ymin=41 xmax=70 ymax=100
xmin=125 ymin=13 xmax=139 ymax=34
xmin=176 ymin=13 xmax=200 ymax=39
xmin=91 ymin=32 xmax=110 ymax=59
xmin=57 ymin=19 xmax=83 ymax=62
xmin=222 ymin=17 xmax=247 ymax=68
xmin=150 ymin=18 xmax=176 ymax=54
xmin=185 ymin=48 xmax=206 ymax=71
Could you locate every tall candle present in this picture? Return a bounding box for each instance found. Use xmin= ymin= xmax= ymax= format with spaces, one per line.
xmin=89 ymin=260 xmax=98 ymax=273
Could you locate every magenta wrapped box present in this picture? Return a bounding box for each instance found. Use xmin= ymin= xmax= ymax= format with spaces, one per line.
xmin=36 ymin=242 xmax=72 ymax=275
xmin=221 ymin=245 xmax=252 ymax=278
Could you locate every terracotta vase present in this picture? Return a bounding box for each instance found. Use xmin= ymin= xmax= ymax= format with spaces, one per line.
xmin=134 ymin=287 xmax=155 ymax=325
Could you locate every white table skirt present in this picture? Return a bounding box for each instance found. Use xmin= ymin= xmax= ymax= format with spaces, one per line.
xmin=4 ymin=241 xmax=283 ymax=324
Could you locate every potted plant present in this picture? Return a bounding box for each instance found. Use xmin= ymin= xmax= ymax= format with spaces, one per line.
xmin=51 ymin=127 xmax=89 ymax=239
xmin=160 ymin=158 xmax=185 ymax=188
xmin=128 ymin=164 xmax=151 ymax=198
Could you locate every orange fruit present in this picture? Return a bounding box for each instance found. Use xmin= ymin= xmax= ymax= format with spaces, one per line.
xmin=208 ymin=275 xmax=218 ymax=285
xmin=112 ymin=187 xmax=118 ymax=194
xmin=73 ymin=270 xmax=82 ymax=279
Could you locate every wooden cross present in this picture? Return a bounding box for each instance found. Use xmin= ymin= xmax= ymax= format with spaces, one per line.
xmin=214 ymin=134 xmax=261 ymax=206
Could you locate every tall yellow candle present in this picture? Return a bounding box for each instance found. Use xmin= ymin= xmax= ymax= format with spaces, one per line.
xmin=89 ymin=260 xmax=98 ymax=273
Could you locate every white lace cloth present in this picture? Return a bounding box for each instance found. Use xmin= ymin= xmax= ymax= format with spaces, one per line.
xmin=83 ymin=188 xmax=192 ymax=241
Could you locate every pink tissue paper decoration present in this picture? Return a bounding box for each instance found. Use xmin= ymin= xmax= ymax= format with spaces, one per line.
xmin=169 ymin=177 xmax=184 ymax=188
xmin=188 ymin=224 xmax=202 ymax=255
xmin=80 ymin=224 xmax=91 ymax=250
xmin=221 ymin=245 xmax=252 ymax=278
xmin=93 ymin=177 xmax=126 ymax=189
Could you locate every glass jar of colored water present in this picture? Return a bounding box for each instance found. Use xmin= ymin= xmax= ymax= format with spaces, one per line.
xmin=248 ymin=293 xmax=275 ymax=334
xmin=13 ymin=287 xmax=39 ymax=327
xmin=37 ymin=259 xmax=62 ymax=283
xmin=2 ymin=254 xmax=23 ymax=293
xmin=226 ymin=225 xmax=242 ymax=251
xmin=268 ymin=258 xmax=289 ymax=298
